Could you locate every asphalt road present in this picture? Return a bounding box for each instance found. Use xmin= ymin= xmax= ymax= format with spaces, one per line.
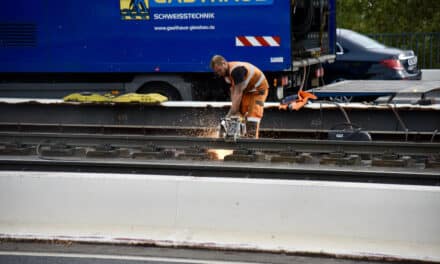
xmin=0 ymin=241 xmax=408 ymax=264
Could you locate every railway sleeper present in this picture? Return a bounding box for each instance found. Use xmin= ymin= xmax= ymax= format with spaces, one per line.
xmin=37 ymin=142 xmax=79 ymax=157
xmin=320 ymin=152 xmax=362 ymax=166
xmin=132 ymin=144 xmax=177 ymax=160
xmin=372 ymin=152 xmax=417 ymax=168
xmin=0 ymin=142 xmax=34 ymax=155
xmin=224 ymin=148 xmax=266 ymax=162
xmin=270 ymin=150 xmax=316 ymax=164
xmin=426 ymin=154 xmax=440 ymax=168
xmin=85 ymin=144 xmax=130 ymax=158
xmin=177 ymin=146 xmax=217 ymax=161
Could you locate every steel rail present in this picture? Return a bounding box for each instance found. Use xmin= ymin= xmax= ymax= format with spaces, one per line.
xmin=0 ymin=122 xmax=439 ymax=142
xmin=1 ymin=157 xmax=439 ymax=186
xmin=1 ymin=131 xmax=439 ymax=155
xmin=1 ymin=101 xmax=439 ymax=134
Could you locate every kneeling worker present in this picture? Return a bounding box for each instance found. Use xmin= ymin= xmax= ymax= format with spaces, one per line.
xmin=210 ymin=55 xmax=269 ymax=138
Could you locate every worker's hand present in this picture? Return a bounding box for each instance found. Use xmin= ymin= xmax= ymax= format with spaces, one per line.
xmin=226 ymin=108 xmax=242 ymax=117
xmin=228 ymin=114 xmax=243 ymax=122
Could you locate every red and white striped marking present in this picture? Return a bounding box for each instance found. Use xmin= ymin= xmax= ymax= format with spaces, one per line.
xmin=235 ymin=36 xmax=280 ymax=47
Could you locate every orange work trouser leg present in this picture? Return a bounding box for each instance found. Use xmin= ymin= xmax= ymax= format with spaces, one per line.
xmin=240 ymin=88 xmax=268 ymax=138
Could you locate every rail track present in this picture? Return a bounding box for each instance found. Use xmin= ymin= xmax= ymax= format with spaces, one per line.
xmin=1 ymin=99 xmax=440 ymax=142
xmin=1 ymin=101 xmax=440 ymax=263
xmin=1 ymin=130 xmax=439 ymax=185
xmin=1 ymin=130 xmax=439 ymax=155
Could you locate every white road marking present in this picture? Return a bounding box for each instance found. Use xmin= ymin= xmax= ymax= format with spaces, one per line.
xmin=0 ymin=251 xmax=262 ymax=264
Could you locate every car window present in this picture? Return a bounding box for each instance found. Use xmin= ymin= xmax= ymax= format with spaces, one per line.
xmin=340 ymin=30 xmax=385 ymax=49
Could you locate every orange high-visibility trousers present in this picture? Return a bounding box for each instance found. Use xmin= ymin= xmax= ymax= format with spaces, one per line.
xmin=240 ymin=87 xmax=269 ymax=122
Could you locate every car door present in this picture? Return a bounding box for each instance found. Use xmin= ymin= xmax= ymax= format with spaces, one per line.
xmin=324 ymin=41 xmax=356 ymax=82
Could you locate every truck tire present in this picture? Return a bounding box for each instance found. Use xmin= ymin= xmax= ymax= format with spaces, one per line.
xmin=138 ymin=82 xmax=182 ymax=101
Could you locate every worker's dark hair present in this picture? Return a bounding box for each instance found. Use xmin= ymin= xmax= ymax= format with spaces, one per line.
xmin=210 ymin=55 xmax=226 ymax=69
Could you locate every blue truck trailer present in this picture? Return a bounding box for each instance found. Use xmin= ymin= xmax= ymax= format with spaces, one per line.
xmin=0 ymin=0 xmax=336 ymax=100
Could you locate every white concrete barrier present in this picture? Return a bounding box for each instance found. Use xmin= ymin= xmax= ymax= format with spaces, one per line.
xmin=422 ymin=69 xmax=440 ymax=81
xmin=1 ymin=171 xmax=439 ymax=262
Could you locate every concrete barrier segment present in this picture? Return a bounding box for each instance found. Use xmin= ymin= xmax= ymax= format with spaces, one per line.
xmin=0 ymin=171 xmax=439 ymax=262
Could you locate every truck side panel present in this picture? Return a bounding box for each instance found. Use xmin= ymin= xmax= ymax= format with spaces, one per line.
xmin=328 ymin=0 xmax=337 ymax=55
xmin=0 ymin=0 xmax=291 ymax=73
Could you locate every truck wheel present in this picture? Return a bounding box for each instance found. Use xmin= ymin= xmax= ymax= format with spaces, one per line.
xmin=138 ymin=82 xmax=182 ymax=101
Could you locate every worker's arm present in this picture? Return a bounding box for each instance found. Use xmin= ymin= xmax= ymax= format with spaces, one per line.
xmin=227 ymin=82 xmax=246 ymax=117
xmin=226 ymin=66 xmax=247 ymax=117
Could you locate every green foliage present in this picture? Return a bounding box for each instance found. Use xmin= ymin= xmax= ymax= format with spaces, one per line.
xmin=337 ymin=0 xmax=440 ymax=34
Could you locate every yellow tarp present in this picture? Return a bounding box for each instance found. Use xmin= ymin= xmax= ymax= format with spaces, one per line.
xmin=63 ymin=92 xmax=168 ymax=104
xmin=112 ymin=93 xmax=168 ymax=103
xmin=63 ymin=92 xmax=113 ymax=103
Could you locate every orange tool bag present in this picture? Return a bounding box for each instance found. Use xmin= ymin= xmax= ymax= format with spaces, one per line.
xmin=279 ymin=90 xmax=317 ymax=111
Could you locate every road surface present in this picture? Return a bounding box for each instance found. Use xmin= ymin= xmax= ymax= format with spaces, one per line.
xmin=0 ymin=241 xmax=399 ymax=264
